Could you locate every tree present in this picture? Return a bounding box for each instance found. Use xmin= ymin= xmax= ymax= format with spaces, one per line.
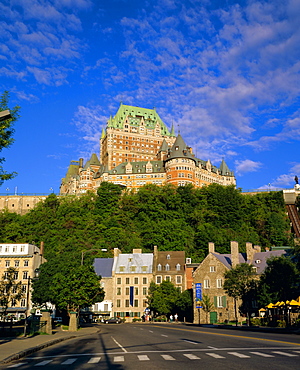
xmin=258 ymin=256 xmax=299 ymax=307
xmin=200 ymin=294 xmax=214 ymax=324
xmin=0 ymin=267 xmax=24 ymax=320
xmin=147 ymin=280 xmax=192 ymax=319
xmin=32 ymin=259 xmax=105 ymax=322
xmin=0 ymin=91 xmax=20 ymax=185
xmin=223 ymin=263 xmax=257 ymax=326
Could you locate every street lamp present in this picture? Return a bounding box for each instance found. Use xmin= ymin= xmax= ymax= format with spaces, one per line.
xmin=81 ymin=249 xmax=107 ymax=265
xmin=23 ymin=268 xmax=40 ymax=336
xmin=0 ymin=109 xmax=12 ymax=122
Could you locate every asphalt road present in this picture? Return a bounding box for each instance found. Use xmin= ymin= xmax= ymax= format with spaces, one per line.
xmin=2 ymin=324 xmax=300 ymax=369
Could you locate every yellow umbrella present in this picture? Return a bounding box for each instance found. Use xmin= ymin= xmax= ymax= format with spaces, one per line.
xmin=288 ymin=300 xmax=300 ymax=306
xmin=266 ymin=303 xmax=274 ymax=308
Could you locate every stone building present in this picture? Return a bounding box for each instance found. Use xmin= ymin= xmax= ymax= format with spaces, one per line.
xmin=60 ymin=104 xmax=235 ymax=194
xmin=0 ymin=243 xmax=46 ymax=320
xmin=153 ymin=246 xmax=186 ymax=292
xmin=193 ymin=241 xmax=286 ymax=324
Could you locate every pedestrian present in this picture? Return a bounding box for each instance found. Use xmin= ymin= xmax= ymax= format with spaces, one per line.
xmin=174 ymin=313 xmax=178 ymax=322
xmin=170 ymin=315 xmax=173 ymax=322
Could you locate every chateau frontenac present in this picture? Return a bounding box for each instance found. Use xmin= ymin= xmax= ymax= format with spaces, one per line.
xmin=60 ymin=104 xmax=236 ymax=194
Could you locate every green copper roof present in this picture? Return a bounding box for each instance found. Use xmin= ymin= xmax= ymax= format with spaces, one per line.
xmin=107 ymin=103 xmax=172 ymax=135
xmin=61 ymin=161 xmax=79 ymax=184
xmin=219 ymin=159 xmax=234 ymax=176
xmin=108 ymin=160 xmax=165 ymax=175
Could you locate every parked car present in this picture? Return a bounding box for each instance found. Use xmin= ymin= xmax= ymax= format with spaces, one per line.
xmin=53 ymin=317 xmax=63 ymax=323
xmin=104 ymin=317 xmax=122 ymax=324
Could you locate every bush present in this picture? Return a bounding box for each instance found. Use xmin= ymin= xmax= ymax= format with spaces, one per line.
xmin=277 ymin=320 xmax=286 ymax=328
xmin=132 ymin=318 xmax=141 ymax=322
xmin=250 ymin=317 xmax=262 ymax=326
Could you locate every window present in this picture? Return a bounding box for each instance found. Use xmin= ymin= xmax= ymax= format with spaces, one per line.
xmin=11 ymin=299 xmax=16 ymax=307
xmin=165 ymin=276 xmax=171 ymax=282
xmin=5 ymin=261 xmax=10 ymax=267
xmin=13 ymin=272 xmax=18 ymax=280
xmin=134 ymin=299 xmax=139 ymax=307
xmin=117 ymin=278 xmax=122 ymax=284
xmin=135 ymin=287 xmax=139 ymax=295
xmin=209 ymin=266 xmax=216 ymax=272
xmin=134 ymin=277 xmax=138 ymax=284
xmin=126 ymin=277 xmax=130 ymax=284
xmin=176 ymin=275 xmax=182 ymax=284
xmin=20 ymin=298 xmax=26 ymax=307
xmin=143 ymin=277 xmax=147 ymax=284
xmin=14 ymin=260 xmax=20 ymax=267
xmin=143 ymin=299 xmax=147 ymax=307
xmin=165 ymin=264 xmax=170 ymax=271
xmin=157 ymin=264 xmax=162 ymax=271
xmin=117 ymin=288 xmax=121 ymax=295
xmin=23 ymin=271 xmax=28 ymax=279
xmin=216 ymin=279 xmax=222 ymax=288
xmin=125 ymin=300 xmax=130 ymax=307
xmin=204 ymin=279 xmax=210 ymax=289
xmin=117 ymin=299 xmax=121 ymax=308
xmin=167 ymin=254 xmax=170 ymax=259
xmin=126 ymin=287 xmax=129 ymax=295
xmin=131 ymin=266 xmax=136 ymax=272
xmin=24 ymin=260 xmax=29 ymax=267
xmin=142 ymin=266 xmax=147 ymax=272
xmin=216 ymin=296 xmax=226 ymax=308
xmin=176 ymin=263 xmax=181 ymax=271
xmin=22 ymin=285 xmax=27 ymax=293
xmin=143 ymin=287 xmax=147 ymax=295
xmin=156 ymin=276 xmax=162 ymax=284
xmin=119 ymin=266 xmax=125 ymax=272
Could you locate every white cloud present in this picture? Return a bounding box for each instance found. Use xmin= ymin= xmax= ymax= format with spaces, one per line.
xmin=235 ymin=159 xmax=262 ymax=175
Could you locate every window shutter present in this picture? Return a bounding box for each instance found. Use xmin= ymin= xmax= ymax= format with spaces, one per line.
xmin=222 ymin=296 xmax=227 ymax=308
xmin=214 ymin=296 xmax=217 ymax=308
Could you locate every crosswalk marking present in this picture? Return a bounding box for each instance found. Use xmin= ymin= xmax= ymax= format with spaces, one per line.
xmin=137 ymin=355 xmax=150 ymax=361
xmin=88 ymin=357 xmax=101 ymax=363
xmin=61 ymin=358 xmax=77 ymax=365
xmin=206 ymin=353 xmax=225 ymax=359
xmin=114 ymin=356 xmax=125 ymax=362
xmin=161 ymin=354 xmax=176 ymax=360
xmin=183 ymin=353 xmax=200 ymax=360
xmin=272 ymin=351 xmax=298 ymax=357
xmin=228 ymin=352 xmax=250 ymax=358
xmin=8 ymin=364 xmax=27 ymax=368
xmin=34 ymin=360 xmax=53 ymax=366
xmin=250 ymin=352 xmax=274 ymax=357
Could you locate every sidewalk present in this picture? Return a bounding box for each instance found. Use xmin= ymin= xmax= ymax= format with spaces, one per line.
xmin=0 ymin=325 xmax=99 ymax=364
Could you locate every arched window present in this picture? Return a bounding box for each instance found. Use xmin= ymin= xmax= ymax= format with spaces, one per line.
xmin=165 ymin=264 xmax=170 ymax=271
xmin=176 ymin=263 xmax=181 ymax=271
xmin=157 ymin=264 xmax=162 ymax=271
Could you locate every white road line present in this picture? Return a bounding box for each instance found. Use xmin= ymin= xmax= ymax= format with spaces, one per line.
xmin=183 ymin=354 xmax=200 ymax=360
xmin=250 ymin=352 xmax=274 ymax=357
xmin=161 ymin=334 xmax=168 ymax=337
xmin=183 ymin=340 xmax=198 ymax=345
xmin=149 ymin=330 xmax=153 ymax=333
xmin=61 ymin=358 xmax=77 ymax=365
xmin=137 ymin=355 xmax=150 ymax=361
xmin=293 ymin=351 xmax=300 ymax=354
xmin=34 ymin=360 xmax=53 ymax=366
xmin=228 ymin=352 xmax=250 ymax=358
xmin=207 ymin=346 xmax=218 ymax=349
xmin=161 ymin=354 xmax=175 ymax=360
xmin=206 ymin=353 xmax=225 ymax=359
xmin=8 ymin=364 xmax=27 ymax=368
xmin=272 ymin=351 xmax=298 ymax=357
xmin=114 ymin=356 xmax=124 ymax=362
xmin=111 ymin=336 xmax=127 ymax=353
xmin=88 ymin=357 xmax=101 ymax=363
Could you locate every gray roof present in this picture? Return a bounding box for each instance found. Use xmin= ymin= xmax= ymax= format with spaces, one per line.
xmin=107 ymin=161 xmax=165 ymax=175
xmin=113 ymin=253 xmax=153 ymax=274
xmin=166 ymin=134 xmax=196 ymax=162
xmin=212 ymin=250 xmax=287 ymax=273
xmin=93 ymin=258 xmax=114 ymax=278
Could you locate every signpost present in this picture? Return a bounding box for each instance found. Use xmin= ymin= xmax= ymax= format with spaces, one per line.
xmin=195 ymin=283 xmax=202 ymax=325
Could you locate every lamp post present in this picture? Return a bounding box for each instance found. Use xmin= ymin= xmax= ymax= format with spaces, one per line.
xmin=23 ymin=268 xmax=40 ymax=337
xmin=81 ymin=249 xmax=107 ymax=265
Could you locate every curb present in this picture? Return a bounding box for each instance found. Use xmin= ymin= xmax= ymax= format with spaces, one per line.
xmin=0 ymin=329 xmax=101 ymax=364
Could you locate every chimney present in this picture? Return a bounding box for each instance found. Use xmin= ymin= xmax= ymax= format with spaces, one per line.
xmin=132 ymin=249 xmax=142 ymax=254
xmin=254 ymin=245 xmax=261 ymax=253
xmin=114 ymin=248 xmax=121 ymax=258
xmin=246 ymin=242 xmax=253 ymax=262
xmin=208 ymin=242 xmax=215 ymax=254
xmin=153 ymin=245 xmax=158 ymax=258
xmin=79 ymin=158 xmax=84 ymax=168
xmin=39 ymin=241 xmax=44 ymax=256
xmin=231 ymin=241 xmax=239 ymax=268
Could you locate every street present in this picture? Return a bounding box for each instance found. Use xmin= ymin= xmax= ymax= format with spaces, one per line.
xmin=2 ymin=324 xmax=300 ymax=369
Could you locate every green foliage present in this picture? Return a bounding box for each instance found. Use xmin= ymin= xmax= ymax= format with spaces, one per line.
xmin=224 ymin=263 xmax=257 ymax=324
xmin=0 ymin=183 xmax=294 ymax=263
xmin=32 ymin=257 xmax=105 ymax=314
xmin=147 ymin=281 xmax=192 ymax=317
xmin=257 ymin=256 xmax=299 ymax=306
xmin=200 ymin=294 xmax=214 ymax=324
xmin=0 ymin=267 xmax=24 ymax=318
xmin=0 ymin=91 xmax=20 ymax=185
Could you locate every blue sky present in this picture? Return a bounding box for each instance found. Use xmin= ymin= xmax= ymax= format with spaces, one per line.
xmin=1 ymin=0 xmax=300 ymax=194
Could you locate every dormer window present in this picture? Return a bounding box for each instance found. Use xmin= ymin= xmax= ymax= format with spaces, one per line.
xmin=165 ymin=264 xmax=170 ymax=271
xmin=130 ymin=266 xmax=136 ymax=272
xmin=119 ymin=266 xmax=125 ymax=272
xmin=255 ymin=260 xmax=261 ymax=264
xmin=167 ymin=254 xmax=170 ymax=259
xmin=157 ymin=264 xmax=162 ymax=271
xmin=176 ymin=263 xmax=181 ymax=271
